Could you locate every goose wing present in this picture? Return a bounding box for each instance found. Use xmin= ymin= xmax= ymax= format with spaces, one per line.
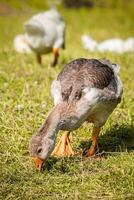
xmin=51 ymin=58 xmax=123 ymax=105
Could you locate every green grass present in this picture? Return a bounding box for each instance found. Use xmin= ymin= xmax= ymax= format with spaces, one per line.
xmin=0 ymin=1 xmax=134 ymax=199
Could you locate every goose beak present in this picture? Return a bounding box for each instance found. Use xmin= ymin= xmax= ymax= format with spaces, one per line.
xmin=32 ymin=157 xmax=43 ymax=171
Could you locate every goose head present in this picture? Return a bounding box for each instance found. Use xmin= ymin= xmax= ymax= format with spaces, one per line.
xmin=29 ymin=133 xmax=55 ymax=170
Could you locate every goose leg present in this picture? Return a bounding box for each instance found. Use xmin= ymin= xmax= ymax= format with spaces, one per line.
xmin=51 ymin=48 xmax=59 ymax=67
xmin=36 ymin=54 xmax=42 ymax=65
xmin=52 ymin=132 xmax=74 ymax=157
xmin=85 ymin=127 xmax=101 ymax=157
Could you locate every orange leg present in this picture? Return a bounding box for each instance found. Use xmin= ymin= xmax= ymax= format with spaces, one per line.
xmin=51 ymin=132 xmax=74 ymax=157
xmin=36 ymin=54 xmax=42 ymax=65
xmin=85 ymin=127 xmax=101 ymax=157
xmin=51 ymin=48 xmax=59 ymax=67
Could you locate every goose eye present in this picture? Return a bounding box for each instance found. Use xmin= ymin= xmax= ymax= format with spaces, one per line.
xmin=37 ymin=148 xmax=42 ymax=154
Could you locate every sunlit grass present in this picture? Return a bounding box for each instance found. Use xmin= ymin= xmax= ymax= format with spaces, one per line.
xmin=0 ymin=1 xmax=134 ymax=199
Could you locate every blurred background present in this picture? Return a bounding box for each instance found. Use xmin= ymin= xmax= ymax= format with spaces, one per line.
xmin=0 ymin=0 xmax=134 ymax=59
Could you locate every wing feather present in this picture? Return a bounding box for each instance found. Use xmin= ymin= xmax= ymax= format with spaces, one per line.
xmin=57 ymin=58 xmax=119 ymax=102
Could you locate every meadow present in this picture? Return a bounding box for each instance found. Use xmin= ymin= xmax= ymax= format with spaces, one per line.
xmin=0 ymin=1 xmax=134 ymax=199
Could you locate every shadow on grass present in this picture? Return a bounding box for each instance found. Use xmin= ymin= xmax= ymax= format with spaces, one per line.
xmin=78 ymin=124 xmax=134 ymax=153
xmin=43 ymin=155 xmax=83 ymax=172
xmin=43 ymin=124 xmax=134 ymax=171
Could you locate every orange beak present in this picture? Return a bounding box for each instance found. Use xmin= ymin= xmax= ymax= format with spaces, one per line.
xmin=32 ymin=157 xmax=44 ymax=171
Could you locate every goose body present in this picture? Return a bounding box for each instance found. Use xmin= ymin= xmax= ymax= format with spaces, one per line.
xmin=24 ymin=8 xmax=65 ymax=66
xmin=97 ymin=38 xmax=124 ymax=53
xmin=29 ymin=58 xmax=123 ymax=170
xmin=51 ymin=58 xmax=122 ymax=129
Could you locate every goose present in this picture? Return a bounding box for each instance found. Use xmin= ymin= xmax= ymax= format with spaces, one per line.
xmin=24 ymin=8 xmax=66 ymax=66
xmin=81 ymin=35 xmax=134 ymax=53
xmin=29 ymin=58 xmax=123 ymax=170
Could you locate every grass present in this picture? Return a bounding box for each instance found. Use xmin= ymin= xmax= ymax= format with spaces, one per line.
xmin=0 ymin=1 xmax=134 ymax=199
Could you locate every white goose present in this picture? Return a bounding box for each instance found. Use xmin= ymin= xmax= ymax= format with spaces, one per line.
xmin=82 ymin=35 xmax=134 ymax=53
xmin=29 ymin=58 xmax=123 ymax=170
xmin=24 ymin=8 xmax=66 ymax=66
